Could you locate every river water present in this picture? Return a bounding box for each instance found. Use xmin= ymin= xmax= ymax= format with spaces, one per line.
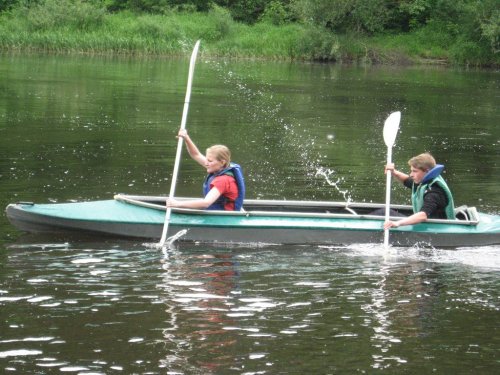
xmin=0 ymin=53 xmax=499 ymax=373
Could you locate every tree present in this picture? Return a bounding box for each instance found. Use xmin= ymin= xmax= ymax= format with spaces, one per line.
xmin=291 ymin=0 xmax=390 ymax=34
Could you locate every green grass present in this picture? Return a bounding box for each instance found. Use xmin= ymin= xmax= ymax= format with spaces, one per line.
xmin=367 ymin=23 xmax=499 ymax=67
xmin=0 ymin=8 xmax=336 ymax=60
xmin=0 ymin=4 xmax=497 ymax=67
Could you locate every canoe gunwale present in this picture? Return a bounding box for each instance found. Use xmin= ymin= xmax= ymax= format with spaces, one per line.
xmin=114 ymin=194 xmax=480 ymax=226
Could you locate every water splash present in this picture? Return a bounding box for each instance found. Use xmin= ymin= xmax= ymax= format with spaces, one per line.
xmin=142 ymin=229 xmax=188 ymax=254
xmin=165 ymin=229 xmax=188 ymax=248
xmin=315 ymin=166 xmax=352 ymax=204
xmin=340 ymin=243 xmax=500 ymax=270
xmin=206 ymin=60 xmax=348 ymax=201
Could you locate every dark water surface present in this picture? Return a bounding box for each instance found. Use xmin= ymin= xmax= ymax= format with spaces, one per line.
xmin=0 ymin=54 xmax=499 ymax=373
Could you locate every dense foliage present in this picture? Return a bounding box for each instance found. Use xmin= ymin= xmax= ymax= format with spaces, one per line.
xmin=0 ymin=0 xmax=498 ymax=66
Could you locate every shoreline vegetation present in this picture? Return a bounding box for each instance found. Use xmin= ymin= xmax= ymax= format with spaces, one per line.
xmin=0 ymin=0 xmax=498 ymax=67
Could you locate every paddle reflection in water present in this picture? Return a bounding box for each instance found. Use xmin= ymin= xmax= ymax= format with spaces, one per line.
xmin=347 ymin=243 xmax=500 ymax=373
xmin=360 ymin=256 xmax=439 ymax=369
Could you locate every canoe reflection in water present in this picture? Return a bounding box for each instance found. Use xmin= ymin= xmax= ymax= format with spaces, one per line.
xmin=158 ymin=250 xmax=241 ymax=372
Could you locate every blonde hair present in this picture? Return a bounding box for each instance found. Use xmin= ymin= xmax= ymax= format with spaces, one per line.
xmin=207 ymin=145 xmax=231 ymax=168
xmin=408 ymin=153 xmax=436 ymax=172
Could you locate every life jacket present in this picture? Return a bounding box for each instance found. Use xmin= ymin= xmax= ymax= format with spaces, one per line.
xmin=411 ymin=164 xmax=455 ymax=219
xmin=203 ymin=162 xmax=245 ymax=211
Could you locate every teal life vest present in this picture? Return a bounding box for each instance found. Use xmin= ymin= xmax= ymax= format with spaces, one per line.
xmin=203 ymin=162 xmax=245 ymax=211
xmin=411 ymin=165 xmax=455 ymax=219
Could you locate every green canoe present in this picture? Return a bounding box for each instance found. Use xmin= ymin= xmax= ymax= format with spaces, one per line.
xmin=5 ymin=194 xmax=500 ymax=247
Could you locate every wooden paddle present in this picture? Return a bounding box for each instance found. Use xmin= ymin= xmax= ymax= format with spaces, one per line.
xmin=383 ymin=111 xmax=401 ymax=248
xmin=158 ymin=40 xmax=201 ymax=247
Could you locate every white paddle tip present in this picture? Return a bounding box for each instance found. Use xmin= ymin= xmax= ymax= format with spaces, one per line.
xmin=383 ymin=111 xmax=401 ymax=147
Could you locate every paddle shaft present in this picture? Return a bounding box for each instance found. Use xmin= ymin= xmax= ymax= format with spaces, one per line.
xmin=383 ymin=147 xmax=393 ymax=247
xmin=159 ymin=40 xmax=200 ymax=247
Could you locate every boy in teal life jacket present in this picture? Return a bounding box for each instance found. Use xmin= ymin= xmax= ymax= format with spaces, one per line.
xmin=167 ymin=129 xmax=245 ymax=211
xmin=384 ymin=152 xmax=455 ymax=229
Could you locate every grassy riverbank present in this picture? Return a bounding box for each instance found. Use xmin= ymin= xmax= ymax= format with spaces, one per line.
xmin=0 ymin=3 xmax=497 ymax=67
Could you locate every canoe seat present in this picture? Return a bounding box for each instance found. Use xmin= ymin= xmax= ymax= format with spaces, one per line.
xmin=455 ymin=205 xmax=476 ymax=221
xmin=454 ymin=205 xmax=471 ymax=221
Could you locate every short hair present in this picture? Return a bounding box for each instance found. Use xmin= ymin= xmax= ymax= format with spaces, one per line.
xmin=206 ymin=145 xmax=231 ymax=168
xmin=408 ymin=153 xmax=436 ymax=172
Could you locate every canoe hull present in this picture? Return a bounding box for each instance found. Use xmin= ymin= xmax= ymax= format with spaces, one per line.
xmin=6 ymin=197 xmax=500 ymax=247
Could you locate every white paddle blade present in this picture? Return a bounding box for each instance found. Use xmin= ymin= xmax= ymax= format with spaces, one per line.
xmin=383 ymin=111 xmax=401 ymax=148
